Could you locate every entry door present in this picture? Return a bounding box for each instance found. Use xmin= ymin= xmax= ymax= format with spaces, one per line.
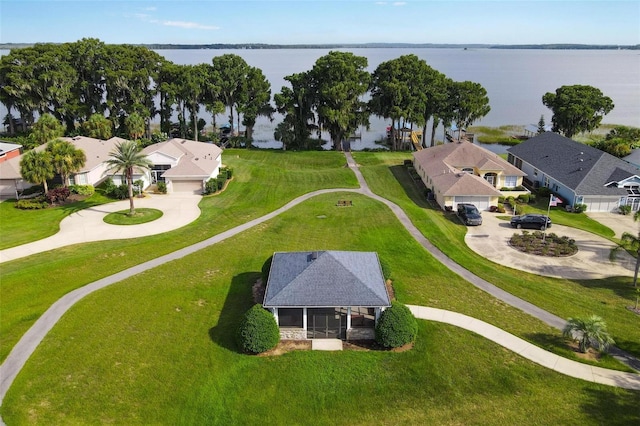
xmin=307 ymin=308 xmax=346 ymax=339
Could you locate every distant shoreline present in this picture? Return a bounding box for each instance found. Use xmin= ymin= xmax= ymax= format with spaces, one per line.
xmin=1 ymin=42 xmax=639 ymax=51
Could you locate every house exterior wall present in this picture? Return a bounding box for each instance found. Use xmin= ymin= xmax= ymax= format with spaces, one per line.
xmin=0 ymin=149 xmax=21 ymax=164
xmin=279 ymin=329 xmax=307 ymax=340
xmin=346 ymin=328 xmax=375 ymax=340
xmin=0 ymin=179 xmax=33 ymax=198
xmin=510 ymin=156 xmax=578 ymax=206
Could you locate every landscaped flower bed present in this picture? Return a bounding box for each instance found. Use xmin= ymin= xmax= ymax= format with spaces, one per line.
xmin=509 ymin=230 xmax=578 ymax=257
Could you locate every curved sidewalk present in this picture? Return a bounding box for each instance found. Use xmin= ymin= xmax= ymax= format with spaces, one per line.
xmin=408 ymin=305 xmax=640 ymax=390
xmin=0 ymin=193 xmax=202 ymax=263
xmin=2 ymin=154 xmax=639 ymax=410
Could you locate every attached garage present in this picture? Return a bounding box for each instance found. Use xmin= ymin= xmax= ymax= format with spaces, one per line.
xmin=582 ymin=196 xmax=621 ymax=213
xmin=170 ymin=180 xmax=203 ymax=194
xmin=453 ymin=196 xmax=491 ymax=211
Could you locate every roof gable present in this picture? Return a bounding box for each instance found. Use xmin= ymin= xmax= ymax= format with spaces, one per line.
xmin=263 ymin=251 xmax=391 ymax=307
xmin=143 ymin=139 xmax=223 ymax=178
xmin=508 ymin=133 xmax=638 ymax=194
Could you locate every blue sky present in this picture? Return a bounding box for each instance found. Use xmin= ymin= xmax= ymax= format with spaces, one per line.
xmin=1 ymin=1 xmax=638 ymax=45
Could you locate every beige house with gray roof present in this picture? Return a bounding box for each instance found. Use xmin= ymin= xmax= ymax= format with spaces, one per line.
xmin=0 ymin=136 xmax=123 ymax=198
xmin=413 ymin=141 xmax=527 ymax=211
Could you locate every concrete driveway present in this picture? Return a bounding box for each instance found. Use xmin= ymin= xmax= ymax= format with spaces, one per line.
xmin=464 ymin=212 xmax=636 ymax=280
xmin=0 ymin=193 xmax=202 ymax=263
xmin=586 ymin=212 xmax=639 ymax=239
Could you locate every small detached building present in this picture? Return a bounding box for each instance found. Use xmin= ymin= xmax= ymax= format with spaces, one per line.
xmin=0 ymin=141 xmax=22 ymax=164
xmin=262 ymin=251 xmax=391 ymax=340
xmin=413 ymin=140 xmax=527 ymax=211
xmin=141 ymin=138 xmax=222 ymax=194
xmin=507 ymin=132 xmax=640 ymax=212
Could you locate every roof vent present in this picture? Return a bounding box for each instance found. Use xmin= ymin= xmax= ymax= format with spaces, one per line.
xmin=308 ymin=251 xmax=318 ymax=262
xmin=579 ymin=158 xmax=584 ymax=162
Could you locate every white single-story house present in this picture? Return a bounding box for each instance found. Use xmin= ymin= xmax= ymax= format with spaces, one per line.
xmin=262 ymin=251 xmax=391 ymax=340
xmin=0 ymin=136 xmax=123 ymax=198
xmin=507 ymin=132 xmax=640 ymax=212
xmin=140 ymin=138 xmax=223 ymax=194
xmin=413 ymin=140 xmax=527 ymax=211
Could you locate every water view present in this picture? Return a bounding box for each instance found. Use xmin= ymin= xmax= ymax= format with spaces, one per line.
xmin=158 ymin=48 xmax=640 ymax=150
xmin=2 ymin=47 xmax=638 ymax=151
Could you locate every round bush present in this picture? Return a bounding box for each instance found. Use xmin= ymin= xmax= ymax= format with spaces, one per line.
xmin=236 ymin=304 xmax=280 ymax=354
xmin=375 ymin=301 xmax=418 ymax=348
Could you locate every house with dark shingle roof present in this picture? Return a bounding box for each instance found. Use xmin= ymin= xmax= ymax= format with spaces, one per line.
xmin=413 ymin=140 xmax=527 ymax=211
xmin=507 ymin=132 xmax=640 ymax=213
xmin=262 ymin=251 xmax=391 ymax=340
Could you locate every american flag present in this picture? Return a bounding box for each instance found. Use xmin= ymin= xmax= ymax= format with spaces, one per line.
xmin=549 ymin=195 xmax=558 ymax=207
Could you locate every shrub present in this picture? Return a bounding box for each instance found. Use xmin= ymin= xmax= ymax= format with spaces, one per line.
xmin=69 ymin=184 xmax=95 ymax=196
xmin=45 ymin=187 xmax=71 ymax=204
xmin=216 ymin=175 xmax=226 ymax=191
xmin=496 ymin=205 xmax=506 ymax=213
xmin=573 ymin=203 xmax=587 ymax=213
xmin=236 ymin=304 xmax=280 ymax=354
xmin=537 ymin=187 xmax=551 ymax=197
xmin=156 ymin=181 xmax=167 ymax=194
xmin=15 ymin=197 xmax=49 ymax=210
xmin=619 ymin=205 xmax=632 ymax=215
xmin=204 ymin=178 xmax=217 ymax=195
xmin=375 ymin=301 xmax=418 ymax=348
xmin=517 ymin=193 xmax=530 ymax=204
xmin=498 ymin=196 xmax=506 ymax=204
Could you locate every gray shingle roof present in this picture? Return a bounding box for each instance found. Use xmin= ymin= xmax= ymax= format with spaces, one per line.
xmin=507 ymin=132 xmax=638 ymax=196
xmin=262 ymin=251 xmax=391 ymax=308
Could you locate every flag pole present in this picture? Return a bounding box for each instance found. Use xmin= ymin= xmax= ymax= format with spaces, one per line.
xmin=543 ymin=195 xmax=552 ymax=242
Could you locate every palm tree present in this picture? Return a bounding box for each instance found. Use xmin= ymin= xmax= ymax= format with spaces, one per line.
xmin=562 ymin=315 xmax=615 ymax=353
xmin=46 ymin=139 xmax=86 ymax=187
xmin=104 ymin=140 xmax=152 ymax=215
xmin=19 ymin=150 xmax=54 ymax=193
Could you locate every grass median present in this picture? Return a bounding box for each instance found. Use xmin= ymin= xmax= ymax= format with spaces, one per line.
xmin=3 ymin=192 xmax=638 ymax=424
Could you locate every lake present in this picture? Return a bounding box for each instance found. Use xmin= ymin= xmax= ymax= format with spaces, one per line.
xmin=2 ymin=47 xmax=639 ymax=151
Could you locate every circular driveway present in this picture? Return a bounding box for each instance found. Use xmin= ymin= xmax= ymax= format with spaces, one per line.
xmin=464 ymin=212 xmax=636 ymax=280
xmin=0 ymin=193 xmax=202 ymax=263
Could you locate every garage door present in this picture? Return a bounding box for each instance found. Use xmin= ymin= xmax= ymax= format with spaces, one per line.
xmin=582 ymin=196 xmax=621 ymax=213
xmin=454 ymin=196 xmax=490 ymax=211
xmin=170 ymin=180 xmax=202 ymax=194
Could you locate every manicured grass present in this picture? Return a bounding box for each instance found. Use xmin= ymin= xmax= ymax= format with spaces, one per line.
xmin=103 ymin=208 xmax=163 ymax=225
xmin=352 ymin=151 xmax=640 ymax=359
xmin=0 ymin=192 xmax=113 ymax=249
xmin=0 ymin=149 xmax=358 ymax=362
xmin=518 ymin=198 xmax=616 ymax=240
xmin=2 ymin=193 xmax=638 ymax=424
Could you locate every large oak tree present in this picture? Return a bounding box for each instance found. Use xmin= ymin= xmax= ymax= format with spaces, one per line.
xmin=542 ymin=85 xmax=614 ymax=138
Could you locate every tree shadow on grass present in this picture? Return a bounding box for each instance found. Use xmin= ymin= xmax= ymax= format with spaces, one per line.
xmin=388 ymin=165 xmax=430 ymax=208
xmin=208 ymin=271 xmax=260 ymax=353
xmin=580 ymin=386 xmax=640 ymax=425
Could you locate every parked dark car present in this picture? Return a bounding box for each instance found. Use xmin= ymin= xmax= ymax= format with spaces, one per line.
xmin=457 ymin=203 xmax=482 ymax=226
xmin=510 ymin=214 xmax=552 ymax=230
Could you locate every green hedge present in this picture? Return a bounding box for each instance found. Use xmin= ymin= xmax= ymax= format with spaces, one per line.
xmin=375 ymin=301 xmax=418 ymax=348
xmin=236 ymin=304 xmax=280 ymax=354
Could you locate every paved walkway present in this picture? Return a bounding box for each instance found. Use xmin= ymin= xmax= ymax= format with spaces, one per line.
xmin=465 ymin=212 xmax=635 ymax=280
xmin=0 ymin=193 xmax=202 ymax=263
xmin=408 ymin=306 xmax=640 ymax=390
xmin=587 ymin=212 xmax=639 ymax=239
xmin=1 ymin=153 xmax=639 ymax=414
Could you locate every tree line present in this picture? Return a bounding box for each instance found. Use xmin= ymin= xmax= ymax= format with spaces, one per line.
xmin=1 ymin=38 xmax=622 ymax=153
xmin=0 ymin=38 xmax=494 ymax=151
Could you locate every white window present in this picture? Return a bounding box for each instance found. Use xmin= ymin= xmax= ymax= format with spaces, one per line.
xmin=504 ymin=176 xmax=517 ymax=188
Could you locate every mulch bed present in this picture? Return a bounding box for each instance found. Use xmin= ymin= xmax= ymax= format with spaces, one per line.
xmin=509 ymin=231 xmax=578 ymax=257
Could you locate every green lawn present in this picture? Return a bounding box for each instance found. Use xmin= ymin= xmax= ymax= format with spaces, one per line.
xmin=0 ymin=191 xmax=113 ymax=249
xmin=518 ymin=198 xmax=616 ymax=240
xmin=103 ymin=208 xmax=163 ymax=225
xmin=352 ymin=151 xmax=640 ymax=359
xmin=2 ymin=193 xmax=638 ymax=424
xmin=0 ymin=150 xmax=358 ymax=362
